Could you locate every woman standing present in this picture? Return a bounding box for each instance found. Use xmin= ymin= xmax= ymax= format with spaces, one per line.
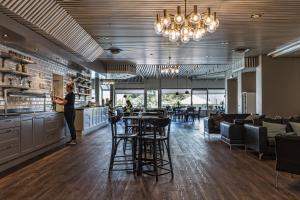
xmin=53 ymin=82 xmax=76 ymax=145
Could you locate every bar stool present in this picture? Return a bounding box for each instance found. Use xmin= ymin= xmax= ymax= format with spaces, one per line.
xmin=141 ymin=118 xmax=173 ymax=181
xmin=109 ymin=116 xmax=137 ymax=174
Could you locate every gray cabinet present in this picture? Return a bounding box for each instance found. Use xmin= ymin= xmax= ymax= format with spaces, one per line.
xmin=0 ymin=117 xmax=21 ymax=165
xmin=0 ymin=113 xmax=66 ymax=172
xmin=33 ymin=115 xmax=46 ymax=149
xmin=45 ymin=113 xmax=65 ymax=145
xmin=21 ymin=116 xmax=34 ymax=154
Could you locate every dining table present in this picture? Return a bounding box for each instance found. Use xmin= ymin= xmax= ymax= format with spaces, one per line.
xmin=122 ymin=115 xmax=160 ymax=175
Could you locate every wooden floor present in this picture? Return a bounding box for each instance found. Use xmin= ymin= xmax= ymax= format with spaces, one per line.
xmin=0 ymin=120 xmax=300 ymax=200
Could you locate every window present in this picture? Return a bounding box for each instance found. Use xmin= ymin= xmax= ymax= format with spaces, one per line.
xmin=192 ymin=90 xmax=207 ymax=109
xmin=161 ymin=89 xmax=191 ymax=107
xmin=101 ymin=85 xmax=111 ymax=104
xmin=208 ymin=89 xmax=225 ymax=110
xmin=115 ymin=89 xmax=144 ymax=107
xmin=147 ymin=90 xmax=158 ymax=108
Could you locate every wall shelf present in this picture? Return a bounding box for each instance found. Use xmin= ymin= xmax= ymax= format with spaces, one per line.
xmin=0 ymin=68 xmax=31 ymax=77
xmin=7 ymin=91 xmax=47 ymax=98
xmin=76 ymin=76 xmax=91 ymax=83
xmin=0 ymin=85 xmax=29 ymax=90
xmin=0 ymin=52 xmax=36 ymax=64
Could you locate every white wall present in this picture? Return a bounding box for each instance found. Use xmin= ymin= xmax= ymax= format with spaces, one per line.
xmin=256 ymin=56 xmax=300 ymax=117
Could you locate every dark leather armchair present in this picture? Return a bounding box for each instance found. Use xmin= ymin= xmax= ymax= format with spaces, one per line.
xmin=244 ymin=118 xmax=293 ymax=160
xmin=275 ymin=136 xmax=300 ymax=188
xmin=220 ymin=122 xmax=245 ymax=150
xmin=205 ymin=113 xmax=250 ymax=137
xmin=218 ymin=114 xmax=251 ymax=148
xmin=244 ymin=124 xmax=269 ymax=159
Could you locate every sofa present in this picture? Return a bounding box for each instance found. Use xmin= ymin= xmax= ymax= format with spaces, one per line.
xmin=204 ymin=113 xmax=250 ymax=136
xmin=244 ymin=117 xmax=299 ymax=160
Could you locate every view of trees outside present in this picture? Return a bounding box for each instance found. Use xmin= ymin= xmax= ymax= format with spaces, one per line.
xmin=161 ymin=89 xmax=191 ymax=107
xmin=115 ymin=89 xmax=144 ymax=107
xmin=192 ymin=90 xmax=207 ymax=109
xmin=147 ymin=90 xmax=158 ymax=108
xmin=208 ymin=89 xmax=225 ymax=110
xmin=113 ymin=88 xmax=225 ymax=110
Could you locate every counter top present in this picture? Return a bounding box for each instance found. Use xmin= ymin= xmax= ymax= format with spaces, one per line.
xmin=76 ymin=106 xmax=107 ymax=110
xmin=0 ymin=111 xmax=63 ymax=119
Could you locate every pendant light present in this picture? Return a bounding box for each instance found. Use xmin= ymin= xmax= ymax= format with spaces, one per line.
xmin=185 ymin=74 xmax=190 ymax=94
xmin=176 ymin=75 xmax=179 ymax=95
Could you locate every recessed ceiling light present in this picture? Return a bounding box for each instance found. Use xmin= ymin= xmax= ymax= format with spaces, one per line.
xmin=206 ymin=56 xmax=210 ymax=58
xmin=150 ymin=53 xmax=153 ymax=56
xmin=251 ymin=13 xmax=263 ymax=19
xmin=3 ymin=34 xmax=8 ymax=37
xmin=232 ymin=47 xmax=250 ymax=53
xmin=221 ymin=42 xmax=229 ymax=45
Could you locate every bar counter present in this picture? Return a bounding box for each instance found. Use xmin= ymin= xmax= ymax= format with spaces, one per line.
xmin=74 ymin=106 xmax=108 ymax=137
xmin=0 ymin=111 xmax=68 ymax=173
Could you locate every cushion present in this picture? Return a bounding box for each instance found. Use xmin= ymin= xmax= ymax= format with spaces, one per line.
xmin=263 ymin=121 xmax=286 ymax=137
xmin=289 ymin=122 xmax=300 ymax=136
xmin=245 ymin=115 xmax=253 ymax=120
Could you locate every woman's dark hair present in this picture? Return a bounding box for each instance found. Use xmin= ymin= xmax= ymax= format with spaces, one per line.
xmin=66 ymin=82 xmax=74 ymax=91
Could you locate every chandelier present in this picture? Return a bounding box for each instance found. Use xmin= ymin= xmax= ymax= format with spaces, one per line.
xmin=160 ymin=56 xmax=179 ymax=75
xmin=154 ymin=0 xmax=220 ymax=43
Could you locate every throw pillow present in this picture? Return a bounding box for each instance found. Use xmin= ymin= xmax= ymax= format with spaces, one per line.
xmin=245 ymin=115 xmax=253 ymax=120
xmin=289 ymin=122 xmax=300 ymax=136
xmin=263 ymin=121 xmax=286 ymax=137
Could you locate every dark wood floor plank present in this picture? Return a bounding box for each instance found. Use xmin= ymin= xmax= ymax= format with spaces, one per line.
xmin=0 ymin=120 xmax=300 ymax=200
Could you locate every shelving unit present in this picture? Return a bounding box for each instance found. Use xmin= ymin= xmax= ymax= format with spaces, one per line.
xmin=0 ymin=51 xmax=34 ymax=89
xmin=74 ymin=71 xmax=92 ymax=100
xmin=0 ymin=51 xmax=36 ymax=65
xmin=0 ymin=68 xmax=31 ymax=77
xmin=0 ymin=85 xmax=29 ymax=90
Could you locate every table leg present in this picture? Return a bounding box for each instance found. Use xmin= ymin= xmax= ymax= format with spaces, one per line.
xmin=137 ymin=119 xmax=142 ymax=176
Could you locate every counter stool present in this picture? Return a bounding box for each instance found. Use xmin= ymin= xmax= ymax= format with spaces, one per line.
xmin=109 ymin=116 xmax=137 ymax=174
xmin=141 ymin=118 xmax=173 ymax=181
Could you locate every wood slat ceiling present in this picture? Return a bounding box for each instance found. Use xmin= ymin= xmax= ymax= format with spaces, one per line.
xmin=57 ymin=0 xmax=300 ymax=66
xmin=136 ymin=64 xmax=230 ymax=78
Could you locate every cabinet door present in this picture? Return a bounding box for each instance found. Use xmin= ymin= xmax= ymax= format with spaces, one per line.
xmin=0 ymin=128 xmax=20 ymax=164
xmin=21 ymin=118 xmax=34 ymax=154
xmin=34 ymin=116 xmax=45 ymax=149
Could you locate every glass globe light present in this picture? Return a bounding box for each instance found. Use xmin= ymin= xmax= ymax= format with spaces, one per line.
xmin=210 ymin=12 xmax=220 ymax=28
xmin=207 ymin=24 xmax=217 ymax=33
xmin=180 ymin=19 xmax=190 ymax=36
xmin=189 ymin=5 xmax=201 ymax=24
xmin=162 ymin=9 xmax=171 ymax=27
xmin=176 ymin=30 xmax=181 ymax=37
xmin=154 ymin=15 xmax=163 ymax=35
xmin=169 ymin=30 xmax=179 ymax=42
xmin=181 ymin=34 xmax=190 ymax=43
xmin=193 ymin=22 xmax=206 ymax=41
xmin=174 ymin=6 xmax=185 ymax=25
xmin=188 ymin=28 xmax=194 ymax=38
xmin=204 ymin=8 xmax=213 ymax=26
xmin=175 ymin=68 xmax=179 ymax=73
xmin=162 ymin=27 xmax=170 ymax=37
xmin=169 ymin=23 xmax=179 ymax=42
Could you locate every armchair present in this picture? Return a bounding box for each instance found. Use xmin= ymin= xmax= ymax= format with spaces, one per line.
xmin=275 ymin=136 xmax=300 ymax=188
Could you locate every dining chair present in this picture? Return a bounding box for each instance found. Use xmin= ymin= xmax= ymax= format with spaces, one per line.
xmin=141 ymin=117 xmax=173 ymax=181
xmin=109 ymin=116 xmax=137 ymax=174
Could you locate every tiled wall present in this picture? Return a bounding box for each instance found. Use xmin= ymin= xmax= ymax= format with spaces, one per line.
xmin=0 ymin=44 xmax=87 ymax=113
